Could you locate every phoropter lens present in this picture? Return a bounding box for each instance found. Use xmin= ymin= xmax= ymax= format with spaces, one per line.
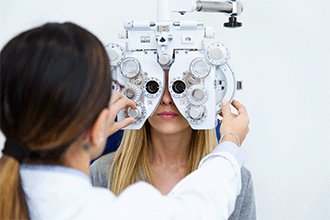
xmin=124 ymin=88 xmax=135 ymax=99
xmin=190 ymin=58 xmax=211 ymax=79
xmin=146 ymin=80 xmax=159 ymax=94
xmin=120 ymin=57 xmax=140 ymax=78
xmin=172 ymin=80 xmax=186 ymax=94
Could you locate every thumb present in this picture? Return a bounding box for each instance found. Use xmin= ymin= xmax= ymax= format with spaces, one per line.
xmin=221 ymin=99 xmax=231 ymax=118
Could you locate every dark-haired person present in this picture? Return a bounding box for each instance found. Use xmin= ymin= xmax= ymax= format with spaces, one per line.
xmin=0 ymin=22 xmax=249 ymax=219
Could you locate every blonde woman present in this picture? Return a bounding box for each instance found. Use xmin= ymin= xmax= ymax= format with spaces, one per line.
xmin=91 ymin=70 xmax=255 ymax=219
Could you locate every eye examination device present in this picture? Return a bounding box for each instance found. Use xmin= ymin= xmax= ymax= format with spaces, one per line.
xmin=106 ymin=0 xmax=244 ymax=129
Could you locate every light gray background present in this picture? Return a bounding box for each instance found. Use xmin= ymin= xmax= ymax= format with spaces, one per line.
xmin=1 ymin=0 xmax=329 ymax=219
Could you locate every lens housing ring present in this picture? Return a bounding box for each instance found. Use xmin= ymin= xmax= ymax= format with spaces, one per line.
xmin=189 ymin=58 xmax=211 ymax=79
xmin=122 ymin=84 xmax=142 ymax=103
xmin=187 ymin=85 xmax=208 ymax=106
xmin=185 ymin=104 xmax=207 ymax=124
xmin=169 ymin=77 xmax=187 ymax=98
xmin=143 ymin=77 xmax=163 ymax=98
xmin=124 ymin=101 xmax=146 ymax=124
xmin=120 ymin=57 xmax=141 ymax=78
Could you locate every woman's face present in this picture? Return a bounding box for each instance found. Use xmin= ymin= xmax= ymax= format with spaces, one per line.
xmin=147 ymin=69 xmax=191 ymax=135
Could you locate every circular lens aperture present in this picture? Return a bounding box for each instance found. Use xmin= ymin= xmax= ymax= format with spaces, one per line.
xmin=146 ymin=80 xmax=159 ymax=94
xmin=172 ymin=80 xmax=186 ymax=94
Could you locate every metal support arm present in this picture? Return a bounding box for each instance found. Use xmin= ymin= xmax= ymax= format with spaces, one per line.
xmin=196 ymin=0 xmax=244 ymax=27
xmin=157 ymin=0 xmax=243 ymax=27
xmin=196 ymin=1 xmax=233 ymax=13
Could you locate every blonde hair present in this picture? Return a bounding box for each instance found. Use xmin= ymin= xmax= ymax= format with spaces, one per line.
xmin=109 ymin=121 xmax=218 ymax=195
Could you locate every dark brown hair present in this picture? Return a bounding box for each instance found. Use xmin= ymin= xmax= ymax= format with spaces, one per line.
xmin=0 ymin=22 xmax=111 ymax=219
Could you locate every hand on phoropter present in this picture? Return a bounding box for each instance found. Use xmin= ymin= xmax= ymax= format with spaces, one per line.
xmin=219 ymin=99 xmax=249 ymax=146
xmin=107 ymin=91 xmax=137 ymax=136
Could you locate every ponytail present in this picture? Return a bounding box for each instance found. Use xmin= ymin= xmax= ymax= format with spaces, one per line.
xmin=0 ymin=155 xmax=30 ymax=219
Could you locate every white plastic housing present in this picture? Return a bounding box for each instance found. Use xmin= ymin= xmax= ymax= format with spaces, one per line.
xmin=107 ymin=0 xmax=239 ymax=130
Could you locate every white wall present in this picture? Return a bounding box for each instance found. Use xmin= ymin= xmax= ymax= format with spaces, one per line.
xmin=1 ymin=0 xmax=329 ymax=219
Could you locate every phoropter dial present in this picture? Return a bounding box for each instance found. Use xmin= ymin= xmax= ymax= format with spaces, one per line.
xmin=187 ymin=85 xmax=208 ymax=106
xmin=120 ymin=57 xmax=141 ymax=78
xmin=125 ymin=102 xmax=146 ymax=124
xmin=122 ymin=84 xmax=142 ymax=103
xmin=105 ymin=43 xmax=125 ymax=66
xmin=206 ymin=42 xmax=229 ymax=66
xmin=185 ymin=104 xmax=207 ymax=124
xmin=189 ymin=58 xmax=211 ymax=79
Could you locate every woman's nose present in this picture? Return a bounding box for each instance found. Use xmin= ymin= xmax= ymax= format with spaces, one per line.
xmin=160 ymin=86 xmax=173 ymax=105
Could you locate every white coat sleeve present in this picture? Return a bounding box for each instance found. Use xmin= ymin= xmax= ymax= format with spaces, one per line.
xmin=106 ymin=141 xmax=245 ymax=220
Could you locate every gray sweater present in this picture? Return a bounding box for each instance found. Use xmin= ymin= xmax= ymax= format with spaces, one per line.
xmin=90 ymin=152 xmax=256 ymax=220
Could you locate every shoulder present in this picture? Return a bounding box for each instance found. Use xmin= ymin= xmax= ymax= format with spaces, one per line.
xmin=90 ymin=151 xmax=117 ymax=172
xmin=229 ymin=166 xmax=256 ymax=220
xmin=90 ymin=152 xmax=117 ymax=188
xmin=239 ymin=166 xmax=255 ymax=204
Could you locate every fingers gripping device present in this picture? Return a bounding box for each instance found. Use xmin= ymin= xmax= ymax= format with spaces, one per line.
xmin=107 ymin=0 xmax=244 ymax=130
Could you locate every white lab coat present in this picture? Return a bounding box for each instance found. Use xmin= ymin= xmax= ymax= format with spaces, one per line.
xmin=20 ymin=141 xmax=245 ymax=219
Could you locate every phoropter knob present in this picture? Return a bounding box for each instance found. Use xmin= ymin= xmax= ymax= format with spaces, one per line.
xmin=206 ymin=42 xmax=229 ymax=66
xmin=127 ymin=106 xmax=142 ymax=119
xmin=105 ymin=43 xmax=125 ymax=66
xmin=187 ymin=85 xmax=208 ymax=106
xmin=124 ymin=102 xmax=146 ymax=124
xmin=224 ymin=15 xmax=242 ymax=28
xmin=187 ymin=105 xmax=205 ymax=120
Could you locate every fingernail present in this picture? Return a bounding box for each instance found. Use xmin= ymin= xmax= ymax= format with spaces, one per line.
xmin=221 ymin=99 xmax=228 ymax=105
